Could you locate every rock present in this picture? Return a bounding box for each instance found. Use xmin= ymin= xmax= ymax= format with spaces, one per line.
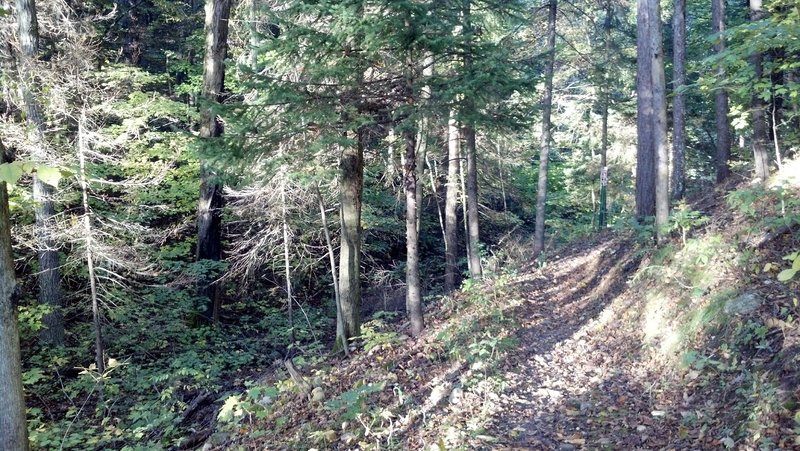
xmin=256 ymin=395 xmax=273 ymax=407
xmin=636 ymin=425 xmax=647 ymax=433
xmin=340 ymin=432 xmax=356 ymax=445
xmin=559 ymin=444 xmax=576 ymax=451
xmin=206 ymin=432 xmax=229 ymax=447
xmin=323 ymin=430 xmax=337 ymax=443
xmin=428 ymin=382 xmax=452 ymax=406
xmin=311 ymin=386 xmax=325 ymax=403
xmin=723 ymin=292 xmax=764 ymax=316
xmin=449 ymin=387 xmax=464 ymax=405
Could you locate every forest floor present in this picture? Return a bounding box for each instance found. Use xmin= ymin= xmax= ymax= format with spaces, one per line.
xmin=208 ymin=171 xmax=799 ymax=451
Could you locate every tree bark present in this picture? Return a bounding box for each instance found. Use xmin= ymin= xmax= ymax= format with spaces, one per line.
xmin=0 ymin=139 xmax=29 ymax=450
xmin=16 ymin=0 xmax=64 ymax=346
xmin=463 ymin=0 xmax=482 ymax=278
xmin=635 ymin=0 xmax=655 ymax=219
xmin=464 ymin=127 xmax=481 ymax=278
xmin=533 ymin=0 xmax=557 ymax=258
xmin=415 ymin=55 xmax=433 ymax=234
xmin=316 ymin=185 xmax=347 ymax=355
xmin=444 ymin=110 xmax=459 ymax=293
xmin=196 ymin=0 xmax=231 ymax=324
xmin=671 ymin=0 xmax=687 ymax=200
xmin=712 ymin=0 xmax=731 ymax=182
xmin=280 ymin=158 xmax=293 ymax=341
xmin=650 ymin=0 xmax=670 ymax=242
xmin=404 ymin=122 xmax=424 ymax=336
xmin=750 ymin=0 xmax=770 ymax=182
xmin=338 ymin=133 xmax=364 ymax=340
xmin=598 ymin=1 xmax=611 ymax=228
xmin=459 ymin=135 xmax=470 ymax=274
xmin=78 ymin=112 xmax=105 ymax=376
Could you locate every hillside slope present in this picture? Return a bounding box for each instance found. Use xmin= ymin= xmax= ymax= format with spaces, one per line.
xmin=202 ymin=162 xmax=799 ymax=450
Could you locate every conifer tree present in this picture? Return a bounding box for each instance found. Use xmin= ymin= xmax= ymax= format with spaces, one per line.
xmin=196 ymin=0 xmax=231 ymax=323
xmin=15 ymin=0 xmax=64 ymax=345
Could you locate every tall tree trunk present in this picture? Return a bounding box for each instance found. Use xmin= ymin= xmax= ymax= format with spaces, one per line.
xmin=635 ymin=0 xmax=656 ymax=219
xmin=650 ymin=0 xmax=670 ymax=242
xmin=0 ymin=139 xmax=29 ymax=451
xmin=533 ymin=0 xmax=557 ymax=258
xmin=404 ymin=123 xmax=424 ymax=336
xmin=464 ymin=127 xmax=481 ymax=278
xmin=459 ymin=138 xmax=470 ymax=274
xmin=426 ymin=153 xmax=446 ymax=246
xmin=196 ymin=0 xmax=231 ymax=324
xmin=415 ymin=55 xmax=433 ymax=234
xmin=280 ymin=160 xmax=294 ymax=341
xmin=463 ymin=0 xmax=482 ymax=278
xmin=671 ymin=0 xmax=687 ymax=200
xmin=444 ymin=111 xmax=460 ymax=293
xmin=771 ymin=99 xmax=782 ymax=170
xmin=248 ymin=0 xmax=258 ymax=71
xmin=78 ymin=112 xmax=105 ymax=376
xmin=750 ymin=0 xmax=770 ymax=182
xmin=16 ymin=0 xmax=64 ymax=345
xmin=338 ymin=133 xmax=364 ymax=340
xmin=598 ymin=1 xmax=611 ymax=228
xmin=712 ymin=0 xmax=731 ymax=182
xmin=498 ymin=138 xmax=508 ymax=212
xmin=316 ymin=185 xmax=347 ymax=355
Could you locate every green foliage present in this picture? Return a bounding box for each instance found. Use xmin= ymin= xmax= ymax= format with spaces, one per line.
xmin=778 ymin=250 xmax=800 ymax=282
xmin=325 ymin=381 xmax=386 ymax=421
xmin=669 ymin=201 xmax=709 ymax=245
xmin=360 ymin=317 xmax=401 ymax=353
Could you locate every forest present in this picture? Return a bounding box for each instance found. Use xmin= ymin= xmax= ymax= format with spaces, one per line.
xmin=0 ymin=0 xmax=798 ymax=449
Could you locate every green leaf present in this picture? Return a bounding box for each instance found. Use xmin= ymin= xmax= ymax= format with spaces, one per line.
xmin=778 ymin=268 xmax=797 ymax=282
xmin=0 ymin=162 xmax=24 ymax=185
xmin=217 ymin=395 xmax=241 ymax=422
xmin=793 ymin=256 xmax=800 ymax=271
xmin=36 ymin=166 xmax=62 ymax=187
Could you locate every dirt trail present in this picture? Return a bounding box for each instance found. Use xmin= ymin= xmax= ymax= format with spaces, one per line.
xmin=484 ymin=235 xmax=685 ymax=450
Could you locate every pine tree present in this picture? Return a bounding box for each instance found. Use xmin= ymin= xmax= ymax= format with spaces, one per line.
xmin=196 ymin=0 xmax=232 ymax=323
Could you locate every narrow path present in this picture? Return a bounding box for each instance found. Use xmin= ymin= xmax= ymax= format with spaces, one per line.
xmin=485 ymin=236 xmax=683 ymax=450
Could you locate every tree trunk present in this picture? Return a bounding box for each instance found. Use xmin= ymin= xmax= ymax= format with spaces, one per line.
xmin=712 ymin=0 xmax=731 ymax=182
xmin=650 ymin=0 xmax=670 ymax=243
xmin=459 ymin=136 xmax=470 ymax=274
xmin=463 ymin=0 xmax=482 ymax=278
xmin=196 ymin=0 xmax=231 ymax=324
xmin=78 ymin=112 xmax=105 ymax=376
xmin=598 ymin=2 xmax=611 ymax=228
xmin=444 ymin=110 xmax=459 ymax=293
xmin=404 ymin=123 xmax=424 ymax=336
xmin=464 ymin=127 xmax=482 ymax=278
xmin=415 ymin=55 xmax=433 ymax=234
xmin=635 ymin=0 xmax=656 ymax=219
xmin=280 ymin=161 xmax=294 ymax=341
xmin=316 ymin=185 xmax=347 ymax=355
xmin=248 ymin=0 xmax=258 ymax=71
xmin=338 ymin=133 xmax=364 ymax=340
xmin=533 ymin=0 xmax=557 ymax=258
xmin=750 ymin=0 xmax=770 ymax=182
xmin=16 ymin=0 xmax=64 ymax=346
xmin=671 ymin=0 xmax=687 ymax=200
xmin=0 ymin=139 xmax=29 ymax=450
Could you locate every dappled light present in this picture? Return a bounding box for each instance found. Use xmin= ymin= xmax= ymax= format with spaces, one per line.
xmin=0 ymin=0 xmax=798 ymax=447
